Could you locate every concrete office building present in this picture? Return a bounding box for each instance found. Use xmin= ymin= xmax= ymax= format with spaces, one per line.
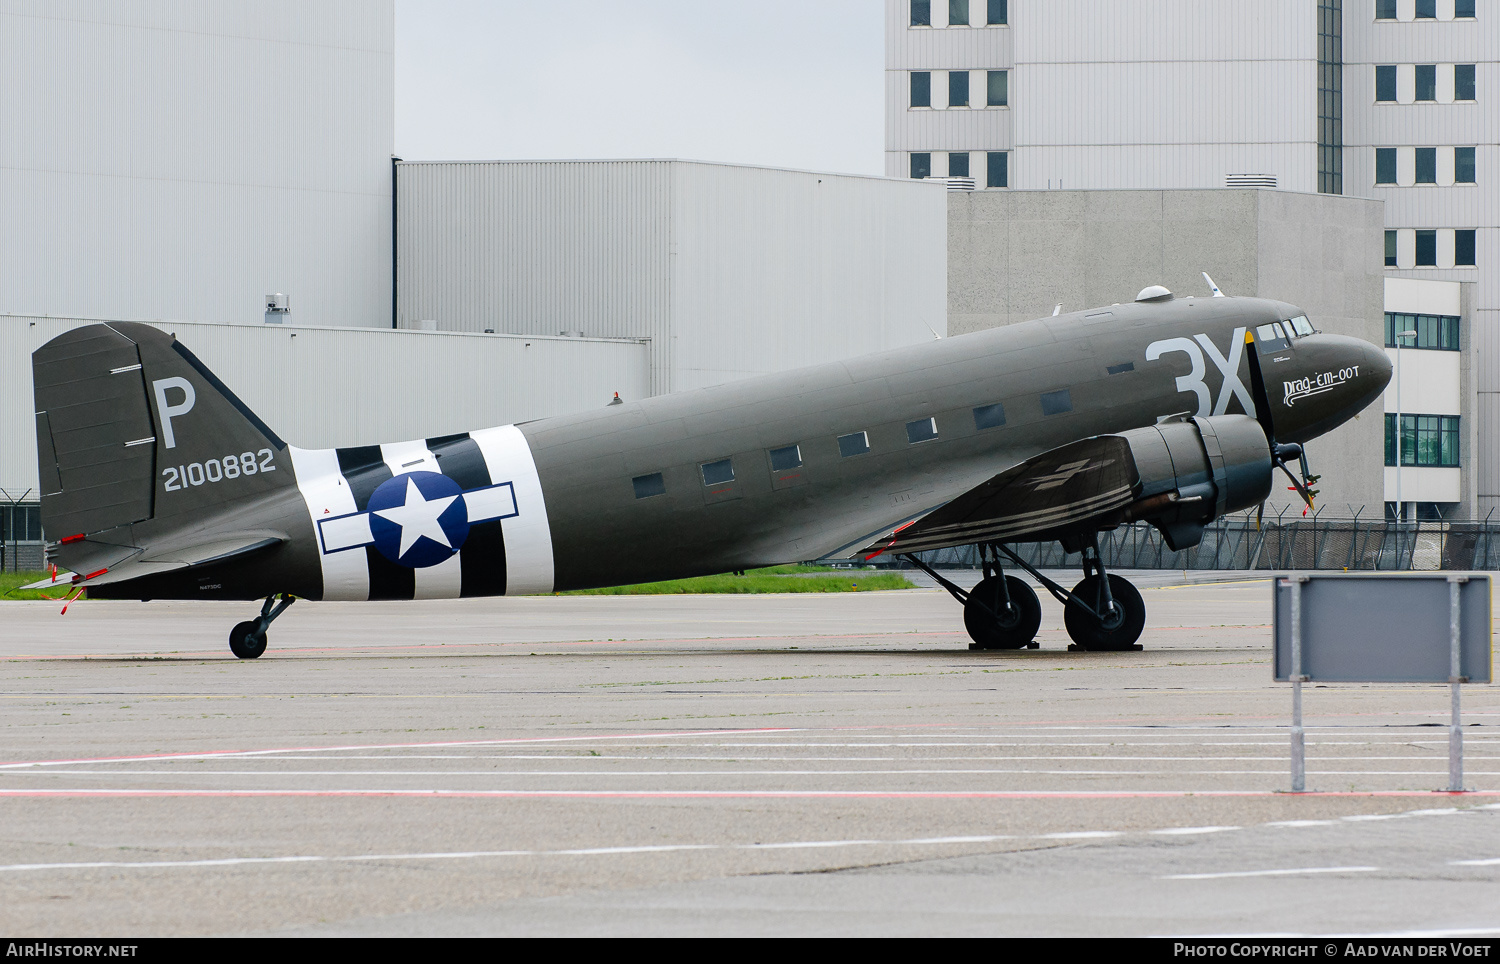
xmin=888 ymin=0 xmax=1495 ymax=519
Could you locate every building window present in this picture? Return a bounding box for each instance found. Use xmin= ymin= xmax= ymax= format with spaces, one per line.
xmin=949 ymin=0 xmax=969 ymax=26
xmin=1375 ymin=0 xmax=1396 ymax=17
xmin=1415 ymin=147 xmax=1436 ymax=184
xmin=1040 ymin=389 xmax=1073 ymax=416
xmin=1415 ymin=64 xmax=1436 ymax=101
xmin=1385 ymin=414 xmax=1459 ymax=467
xmin=1415 ymin=229 xmax=1437 ymax=266
xmin=1456 ymin=229 xmax=1476 ymax=267
xmin=911 ymin=0 xmax=931 ymax=26
xmin=1385 ymin=312 xmax=1460 ymax=350
xmin=973 ymin=403 xmax=1006 ymax=430
xmin=1385 ymin=229 xmax=1398 ymax=266
xmin=910 ymin=153 xmax=931 ymax=179
xmin=1456 ymin=0 xmax=1475 ymax=17
xmin=949 ymin=70 xmax=969 ymax=107
xmin=632 ymin=473 xmax=666 ymax=499
xmin=768 ymin=445 xmax=802 ymax=472
xmin=906 ymin=417 xmax=939 ymax=444
xmin=911 ymin=71 xmax=931 ymax=108
xmin=1317 ymin=0 xmax=1343 ymax=195
xmin=837 ymin=431 xmax=870 ymax=457
xmin=1414 ymin=0 xmax=1436 ymax=17
xmin=1375 ymin=148 xmax=1397 ymax=184
xmin=988 ymin=0 xmax=1007 ymax=24
xmin=1375 ymin=65 xmax=1397 ymax=102
xmin=986 ymin=70 xmax=1008 ymax=107
xmin=1455 ymin=64 xmax=1475 ymax=101
xmin=987 ymin=151 xmax=1008 ymax=188
xmin=1456 ymin=147 xmax=1475 ymax=184
xmin=949 ymin=152 xmax=970 ymax=177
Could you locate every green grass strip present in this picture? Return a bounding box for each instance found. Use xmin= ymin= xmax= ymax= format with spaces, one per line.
xmin=560 ymin=565 xmax=915 ymax=595
xmin=1 ymin=571 xmax=68 ymax=601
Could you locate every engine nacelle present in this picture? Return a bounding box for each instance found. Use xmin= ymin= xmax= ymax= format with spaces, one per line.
xmin=1117 ymin=415 xmax=1273 ymax=551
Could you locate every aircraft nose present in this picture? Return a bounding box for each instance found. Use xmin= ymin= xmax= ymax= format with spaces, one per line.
xmin=1269 ymin=333 xmax=1392 ymax=444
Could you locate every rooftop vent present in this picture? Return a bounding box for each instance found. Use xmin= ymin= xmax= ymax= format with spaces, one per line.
xmin=1226 ymin=174 xmax=1277 ymax=188
xmin=944 ymin=177 xmax=976 ymax=192
xmin=1135 ymin=285 xmax=1174 ymax=303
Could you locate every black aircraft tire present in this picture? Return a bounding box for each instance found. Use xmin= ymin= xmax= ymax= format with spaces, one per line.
xmin=1063 ymin=575 xmax=1145 ymax=651
xmin=229 ymin=621 xmax=268 ymax=660
xmin=964 ymin=576 xmax=1042 ymax=649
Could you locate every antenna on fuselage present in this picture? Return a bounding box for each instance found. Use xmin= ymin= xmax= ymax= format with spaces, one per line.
xmin=1202 ymin=272 xmax=1225 ymax=297
xmin=1052 ymin=304 xmax=1063 ymax=316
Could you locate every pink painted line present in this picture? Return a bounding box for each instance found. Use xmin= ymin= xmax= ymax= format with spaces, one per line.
xmin=0 ymin=789 xmax=1495 ymax=800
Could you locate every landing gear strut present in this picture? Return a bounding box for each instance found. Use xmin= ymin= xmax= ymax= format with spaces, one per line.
xmin=229 ymin=594 xmax=295 ymax=659
xmin=901 ymin=534 xmax=1146 ymax=652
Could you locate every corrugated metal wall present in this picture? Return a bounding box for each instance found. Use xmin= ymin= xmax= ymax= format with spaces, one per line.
xmin=0 ymin=1 xmax=394 ymax=328
xmin=396 ymin=160 xmax=948 ymax=395
xmin=0 ymin=316 xmax=650 ymax=495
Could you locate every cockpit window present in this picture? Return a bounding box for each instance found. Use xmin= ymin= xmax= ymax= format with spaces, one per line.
xmin=1255 ymin=322 xmax=1290 ymax=353
xmin=1288 ymin=315 xmax=1315 ymax=336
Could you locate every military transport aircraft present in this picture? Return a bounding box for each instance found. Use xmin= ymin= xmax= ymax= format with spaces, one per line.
xmin=26 ymin=281 xmax=1390 ymax=658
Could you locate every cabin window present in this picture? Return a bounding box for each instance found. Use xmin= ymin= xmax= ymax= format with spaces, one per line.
xmin=1288 ymin=315 xmax=1316 ymax=337
xmin=973 ymin=403 xmax=1006 ymax=430
xmin=838 ymin=432 xmax=870 ymax=457
xmin=700 ymin=459 xmax=735 ymax=487
xmin=632 ymin=473 xmax=666 ymax=499
xmin=1039 ymin=389 xmax=1072 ymax=415
xmin=906 ymin=417 xmax=939 ymax=443
xmin=768 ymin=445 xmax=802 ymax=471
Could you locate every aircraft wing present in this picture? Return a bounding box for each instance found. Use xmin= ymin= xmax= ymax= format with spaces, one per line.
xmin=21 ymin=531 xmax=286 ymax=590
xmin=861 ymin=435 xmax=1140 ymax=557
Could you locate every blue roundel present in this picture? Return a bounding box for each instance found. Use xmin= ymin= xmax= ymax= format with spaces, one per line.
xmin=367 ymin=471 xmax=469 ymax=568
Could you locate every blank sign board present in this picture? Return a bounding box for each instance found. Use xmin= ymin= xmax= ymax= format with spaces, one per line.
xmin=1273 ymin=573 xmax=1492 ymax=683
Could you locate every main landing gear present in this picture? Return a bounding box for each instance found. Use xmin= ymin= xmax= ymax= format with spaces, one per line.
xmin=899 ymin=535 xmax=1146 ymax=652
xmin=229 ymin=593 xmax=295 ymax=659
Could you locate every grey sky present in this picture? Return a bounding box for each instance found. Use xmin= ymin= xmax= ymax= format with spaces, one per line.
xmin=395 ymin=1 xmax=885 ymax=175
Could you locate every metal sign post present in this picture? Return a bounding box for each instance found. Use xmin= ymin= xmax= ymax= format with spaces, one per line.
xmin=1273 ymin=572 xmax=1491 ymax=794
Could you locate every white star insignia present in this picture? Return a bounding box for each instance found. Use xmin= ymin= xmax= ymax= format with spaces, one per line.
xmin=372 ymin=478 xmax=460 ymax=559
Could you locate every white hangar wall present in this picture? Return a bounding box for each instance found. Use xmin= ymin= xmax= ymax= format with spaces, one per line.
xmin=0 ymin=316 xmax=650 ymax=496
xmin=0 ymin=0 xmax=394 ymax=329
xmin=395 ymin=159 xmax=950 ymax=394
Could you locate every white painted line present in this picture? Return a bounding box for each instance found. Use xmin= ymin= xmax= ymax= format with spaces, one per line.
xmin=1041 ymin=831 xmax=1124 ymax=840
xmin=1265 ymin=820 xmax=1337 ymax=828
xmin=898 ymin=835 xmax=1013 ymax=845
xmin=739 ymin=840 xmax=881 ymax=850
xmin=1162 ymin=866 xmax=1378 ymax=880
xmin=557 ymin=845 xmax=714 ymax=856
xmin=1151 ymin=826 xmax=1241 ymax=836
xmin=1449 ymin=857 xmax=1500 ymax=867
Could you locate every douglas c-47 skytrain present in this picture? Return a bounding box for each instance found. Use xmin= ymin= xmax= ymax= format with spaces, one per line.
xmin=26 ymin=280 xmax=1391 ymax=658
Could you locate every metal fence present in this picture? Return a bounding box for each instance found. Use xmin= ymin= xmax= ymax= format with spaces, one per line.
xmin=0 ymin=497 xmax=42 ymax=573
xmin=901 ymin=513 xmax=1500 ymax=572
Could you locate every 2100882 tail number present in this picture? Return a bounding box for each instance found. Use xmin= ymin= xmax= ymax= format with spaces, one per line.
xmin=162 ymin=449 xmax=276 ymax=491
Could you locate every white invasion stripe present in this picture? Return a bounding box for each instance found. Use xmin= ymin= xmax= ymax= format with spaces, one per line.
xmin=289 ymin=446 xmax=368 ymax=602
xmin=415 ymin=552 xmax=462 ymax=600
xmin=471 ymin=424 xmax=554 ymax=594
xmin=379 ymin=439 xmax=460 ymax=601
xmin=380 ymin=439 xmax=438 ymax=477
xmin=465 ymin=482 xmax=517 ymax=522
xmin=319 ymin=513 xmax=373 ymax=553
xmin=124 ymin=436 xmax=155 ymax=447
xmin=1162 ymin=866 xmax=1378 ymax=881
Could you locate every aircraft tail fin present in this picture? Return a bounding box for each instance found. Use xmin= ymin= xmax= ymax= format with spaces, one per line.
xmin=32 ymin=322 xmax=292 ymax=568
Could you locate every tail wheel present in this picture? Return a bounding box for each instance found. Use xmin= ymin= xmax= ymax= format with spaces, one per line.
xmin=1063 ymin=574 xmax=1145 ymax=651
xmin=964 ymin=575 xmax=1042 ymax=650
xmin=229 ymin=620 xmax=267 ymax=659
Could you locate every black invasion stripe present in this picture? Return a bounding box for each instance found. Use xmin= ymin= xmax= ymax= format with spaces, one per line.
xmin=335 ymin=445 xmax=391 ymax=511
xmin=365 ymin=545 xmax=415 ymax=601
xmin=428 ymin=434 xmax=508 ymax=598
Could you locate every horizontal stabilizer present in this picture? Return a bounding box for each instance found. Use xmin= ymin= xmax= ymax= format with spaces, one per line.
xmin=25 ymin=532 xmax=286 ymax=589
